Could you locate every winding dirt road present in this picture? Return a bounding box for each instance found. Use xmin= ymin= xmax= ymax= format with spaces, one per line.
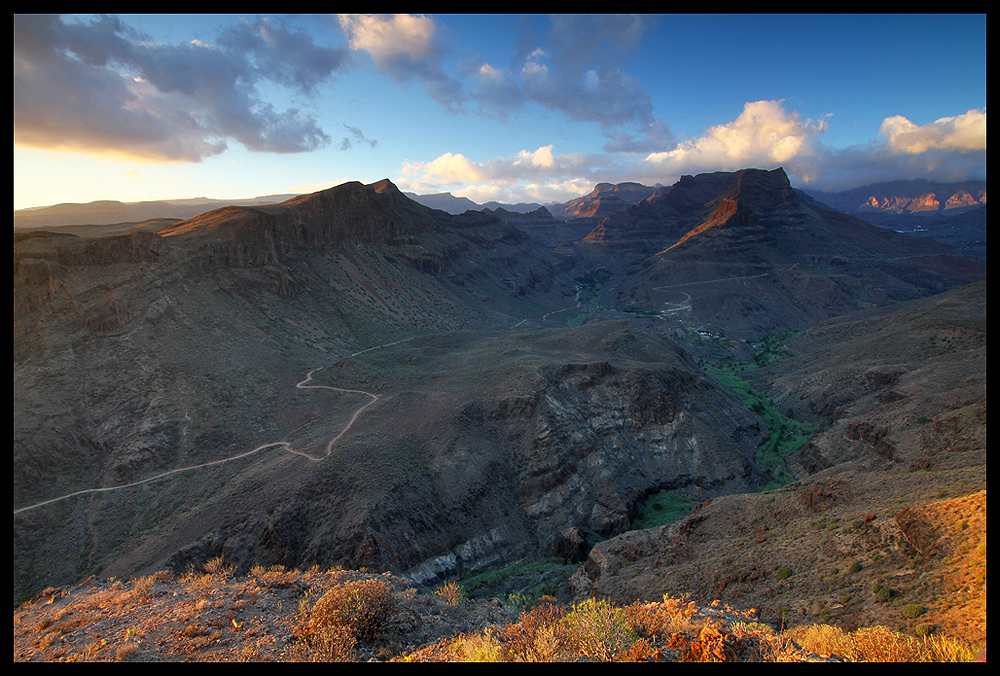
xmin=13 ymin=343 xmax=398 ymax=516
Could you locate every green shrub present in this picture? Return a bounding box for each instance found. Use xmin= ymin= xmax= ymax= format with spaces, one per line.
xmin=848 ymin=562 xmax=863 ymax=574
xmin=902 ymin=604 xmax=925 ymax=619
xmin=777 ymin=566 xmax=794 ymax=580
xmin=873 ymin=584 xmax=893 ymax=603
xmin=563 ymin=598 xmax=638 ymax=661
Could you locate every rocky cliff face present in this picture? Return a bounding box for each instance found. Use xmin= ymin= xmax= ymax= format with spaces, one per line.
xmin=746 ymin=282 xmax=986 ymax=478
xmin=13 ymin=179 xmax=589 ymax=599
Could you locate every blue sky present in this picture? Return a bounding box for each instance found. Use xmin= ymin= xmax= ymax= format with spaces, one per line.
xmin=14 ymin=14 xmax=986 ymax=210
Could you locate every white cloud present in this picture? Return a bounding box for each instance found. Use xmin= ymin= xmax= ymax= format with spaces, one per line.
xmin=879 ymin=109 xmax=986 ymax=155
xmin=401 ymin=145 xmax=598 ymax=189
xmin=397 ymin=145 xmax=611 ymax=204
xmin=414 ymin=152 xmax=490 ymax=184
xmin=454 ymin=177 xmax=595 ymax=205
xmin=515 ymin=145 xmax=556 ymax=170
xmin=645 ymin=100 xmax=827 ymax=173
xmin=337 ymin=14 xmax=436 ymax=68
xmin=336 ymin=13 xmax=463 ymax=110
xmin=641 ymin=100 xmax=985 ymax=191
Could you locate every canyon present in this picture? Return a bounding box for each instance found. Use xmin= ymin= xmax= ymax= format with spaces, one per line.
xmin=13 ymin=168 xmax=986 ymax=650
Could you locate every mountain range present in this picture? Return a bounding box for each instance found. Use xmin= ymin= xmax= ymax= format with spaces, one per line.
xmin=13 ymin=167 xmax=986 ymax=654
xmin=15 ymin=175 xmax=985 ymax=256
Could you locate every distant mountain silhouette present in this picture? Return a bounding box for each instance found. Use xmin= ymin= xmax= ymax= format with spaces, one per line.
xmin=804 ymin=179 xmax=987 ymax=259
xmin=551 ymin=181 xmax=658 ymax=221
xmin=804 ymin=179 xmax=985 ymax=216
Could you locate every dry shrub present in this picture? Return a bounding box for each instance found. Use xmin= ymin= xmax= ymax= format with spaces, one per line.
xmin=434 ymin=580 xmax=465 ymax=606
xmin=310 ymin=621 xmax=358 ymax=662
xmin=203 ymin=556 xmax=234 ymax=578
xmin=623 ymin=599 xmax=703 ymax=638
xmin=38 ymin=631 xmax=59 ymax=649
xmin=784 ymin=623 xmax=850 ymax=657
xmin=786 ymin=623 xmax=975 ymax=662
xmin=115 ymin=644 xmax=140 ymax=661
xmin=730 ymin=620 xmax=776 ymax=639
xmin=449 ymin=630 xmax=505 ymax=662
xmin=619 ymin=637 xmax=658 ymax=661
xmin=89 ymin=580 xmax=129 ymax=608
xmin=848 ymin=625 xmax=923 ymax=662
xmin=496 ymin=601 xmax=569 ymax=662
xmin=920 ymin=634 xmax=977 ymax=662
xmin=127 ymin=574 xmax=156 ymax=604
xmin=310 ymin=578 xmax=396 ymax=645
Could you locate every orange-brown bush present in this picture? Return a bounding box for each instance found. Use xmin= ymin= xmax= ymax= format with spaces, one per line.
xmin=309 ymin=621 xmax=358 ymax=662
xmin=494 ymin=600 xmax=569 ymax=661
xmin=622 ymin=598 xmax=704 ymax=639
xmin=434 ymin=581 xmax=465 ymax=606
xmin=785 ymin=623 xmax=976 ymax=662
xmin=309 ymin=577 xmax=396 ymax=653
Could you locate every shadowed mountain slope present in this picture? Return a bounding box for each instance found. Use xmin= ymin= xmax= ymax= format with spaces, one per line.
xmin=580 ymin=168 xmax=984 ymax=339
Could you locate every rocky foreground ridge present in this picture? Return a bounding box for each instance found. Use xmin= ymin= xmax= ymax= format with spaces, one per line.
xmin=13 ymin=562 xmax=984 ymax=661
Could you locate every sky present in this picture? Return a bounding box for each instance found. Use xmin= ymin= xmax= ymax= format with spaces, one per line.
xmin=13 ymin=13 xmax=987 ymax=210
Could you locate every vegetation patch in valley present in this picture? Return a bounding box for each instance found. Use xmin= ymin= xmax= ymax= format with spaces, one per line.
xmin=698 ymin=332 xmax=817 ymax=488
xmin=459 ymin=559 xmax=578 ymax=609
xmin=630 ymin=489 xmax=701 ymax=531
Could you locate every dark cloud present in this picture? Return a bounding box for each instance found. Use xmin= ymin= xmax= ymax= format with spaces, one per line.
xmin=335 ymin=14 xmax=669 ymax=142
xmin=14 ymin=14 xmax=350 ymax=161
xmin=602 ymin=119 xmax=676 ymax=154
xmin=468 ymin=14 xmax=672 ymax=149
xmin=339 ymin=124 xmax=377 ymax=151
xmin=217 ymin=16 xmax=352 ymax=94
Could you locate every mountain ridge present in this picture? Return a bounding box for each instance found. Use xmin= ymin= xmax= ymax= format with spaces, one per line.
xmin=805 ymin=179 xmax=986 ymax=216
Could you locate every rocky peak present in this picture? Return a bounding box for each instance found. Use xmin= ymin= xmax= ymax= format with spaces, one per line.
xmin=556 ymin=181 xmax=657 ymax=221
xmin=583 ymin=168 xmax=793 ymax=251
xmin=370 ymin=178 xmax=402 ymax=195
xmin=160 ymin=179 xmax=445 ymax=255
